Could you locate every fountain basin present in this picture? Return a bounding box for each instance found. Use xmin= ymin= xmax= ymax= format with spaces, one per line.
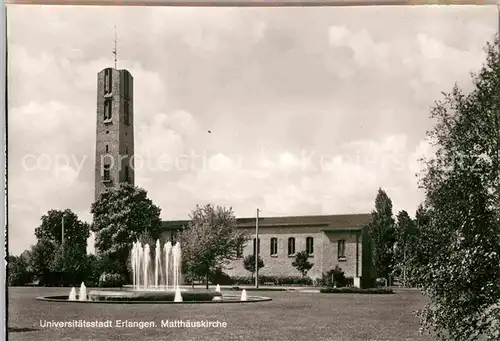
xmin=36 ymin=293 xmax=272 ymax=304
xmin=87 ymin=289 xmax=221 ymax=302
xmin=122 ymin=285 xmax=189 ymax=292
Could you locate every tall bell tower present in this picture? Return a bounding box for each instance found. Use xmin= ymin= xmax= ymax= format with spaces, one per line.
xmin=94 ymin=67 xmax=135 ymax=201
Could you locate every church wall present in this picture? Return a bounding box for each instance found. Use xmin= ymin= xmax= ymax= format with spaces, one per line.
xmin=222 ymin=227 xmax=364 ymax=281
xmin=225 ymin=226 xmax=326 ymax=280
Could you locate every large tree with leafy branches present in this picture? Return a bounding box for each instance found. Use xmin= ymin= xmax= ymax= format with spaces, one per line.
xmin=410 ymin=36 xmax=500 ymax=341
xmin=368 ymin=188 xmax=396 ymax=282
xmin=35 ymin=209 xmax=90 ymax=250
xmin=393 ymin=210 xmax=417 ymax=286
xmin=180 ymin=204 xmax=247 ymax=289
xmin=91 ymin=183 xmax=162 ymax=277
xmin=31 ymin=209 xmax=90 ymax=283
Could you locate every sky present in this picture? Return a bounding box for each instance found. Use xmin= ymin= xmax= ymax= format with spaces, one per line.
xmin=7 ymin=4 xmax=498 ymax=255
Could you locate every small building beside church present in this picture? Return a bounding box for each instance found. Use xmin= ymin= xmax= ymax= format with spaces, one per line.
xmin=161 ymin=213 xmax=375 ymax=288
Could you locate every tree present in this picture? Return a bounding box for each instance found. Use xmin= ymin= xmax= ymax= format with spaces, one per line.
xmin=243 ymin=254 xmax=264 ymax=280
xmin=85 ymin=253 xmax=103 ymax=287
xmin=368 ymin=188 xmax=396 ymax=281
xmin=393 ymin=210 xmax=417 ymax=286
xmin=407 ymin=204 xmax=433 ymax=287
xmin=180 ymin=204 xmax=248 ymax=289
xmin=91 ymin=183 xmax=162 ymax=277
xmin=35 ymin=209 xmax=90 ymax=250
xmin=51 ymin=244 xmax=89 ymax=285
xmin=31 ymin=209 xmax=90 ymax=285
xmin=7 ymin=254 xmax=32 ymax=286
xmin=292 ymin=251 xmax=314 ymax=277
xmin=30 ymin=238 xmax=58 ymax=279
xmin=410 ymin=36 xmax=500 ymax=341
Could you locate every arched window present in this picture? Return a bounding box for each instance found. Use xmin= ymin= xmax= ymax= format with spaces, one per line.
xmin=270 ymin=237 xmax=278 ymax=256
xmin=306 ymin=237 xmax=314 ymax=255
xmin=288 ymin=237 xmax=295 ymax=256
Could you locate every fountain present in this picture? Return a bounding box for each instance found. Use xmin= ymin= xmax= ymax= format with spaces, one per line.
xmin=37 ymin=239 xmax=271 ymax=304
xmin=241 ymin=289 xmax=248 ymax=301
xmin=130 ymin=240 xmax=182 ymax=292
xmin=79 ymin=282 xmax=87 ymax=301
xmin=68 ymin=287 xmax=76 ymax=301
xmin=174 ymin=287 xmax=183 ymax=302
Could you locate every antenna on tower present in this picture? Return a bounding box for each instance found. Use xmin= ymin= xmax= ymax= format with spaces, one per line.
xmin=113 ymin=25 xmax=118 ymax=69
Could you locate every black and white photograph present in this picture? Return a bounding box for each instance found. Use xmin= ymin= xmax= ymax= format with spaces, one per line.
xmin=6 ymin=3 xmax=500 ymax=341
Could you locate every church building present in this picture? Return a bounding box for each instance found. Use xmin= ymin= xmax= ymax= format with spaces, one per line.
xmin=161 ymin=214 xmax=374 ymax=288
xmin=94 ymin=66 xmax=375 ymax=288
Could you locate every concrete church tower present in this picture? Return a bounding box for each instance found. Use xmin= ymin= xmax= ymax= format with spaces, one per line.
xmin=94 ymin=67 xmax=135 ymax=201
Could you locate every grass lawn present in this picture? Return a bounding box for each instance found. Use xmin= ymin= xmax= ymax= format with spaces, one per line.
xmin=8 ymin=286 xmax=434 ymax=341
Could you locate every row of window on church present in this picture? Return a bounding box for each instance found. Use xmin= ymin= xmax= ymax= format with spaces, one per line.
xmin=244 ymin=237 xmax=346 ymax=259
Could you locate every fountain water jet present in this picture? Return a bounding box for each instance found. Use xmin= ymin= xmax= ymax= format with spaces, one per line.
xmin=215 ymin=284 xmax=221 ymax=292
xmin=240 ymin=289 xmax=248 ymax=301
xmin=79 ymin=282 xmax=87 ymax=301
xmin=144 ymin=244 xmax=150 ymax=289
xmin=174 ymin=287 xmax=183 ymax=302
xmin=131 ymin=239 xmax=181 ymax=291
xmin=164 ymin=242 xmax=171 ymax=290
xmin=69 ymin=287 xmax=76 ymax=301
xmin=155 ymin=239 xmax=161 ymax=289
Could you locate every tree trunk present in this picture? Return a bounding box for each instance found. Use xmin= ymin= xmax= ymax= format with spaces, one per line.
xmin=205 ymin=273 xmax=209 ymax=290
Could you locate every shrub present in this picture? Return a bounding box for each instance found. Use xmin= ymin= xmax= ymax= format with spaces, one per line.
xmin=8 ymin=255 xmax=33 ymax=286
xmin=375 ymin=277 xmax=388 ymax=287
xmin=320 ymin=266 xmax=349 ymax=287
xmin=231 ymin=276 xmax=253 ymax=285
xmin=229 ymin=275 xmax=313 ymax=286
xmin=243 ymin=254 xmax=264 ymax=278
xmin=98 ymin=273 xmax=125 ymax=288
xmin=273 ymin=276 xmax=313 ymax=285
xmin=209 ymin=269 xmax=233 ymax=285
xmin=320 ymin=287 xmax=394 ymax=294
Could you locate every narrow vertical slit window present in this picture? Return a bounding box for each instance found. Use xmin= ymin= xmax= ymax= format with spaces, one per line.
xmin=104 ymin=99 xmax=112 ymax=121
xmin=306 ymin=237 xmax=314 ymax=255
xmin=124 ymin=73 xmax=129 ymax=100
xmin=270 ymin=237 xmax=278 ymax=256
xmin=124 ymin=100 xmax=130 ymax=125
xmin=104 ymin=69 xmax=113 ymax=95
xmin=125 ymin=165 xmax=130 ymax=184
xmin=103 ymin=164 xmax=111 ymax=182
xmin=338 ymin=240 xmax=346 ymax=260
xmin=288 ymin=237 xmax=295 ymax=256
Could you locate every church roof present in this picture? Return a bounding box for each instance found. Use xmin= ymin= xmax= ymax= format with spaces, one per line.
xmin=161 ymin=213 xmax=371 ymax=230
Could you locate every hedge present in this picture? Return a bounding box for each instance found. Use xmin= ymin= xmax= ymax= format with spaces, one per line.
xmin=320 ymin=287 xmax=394 ymax=294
